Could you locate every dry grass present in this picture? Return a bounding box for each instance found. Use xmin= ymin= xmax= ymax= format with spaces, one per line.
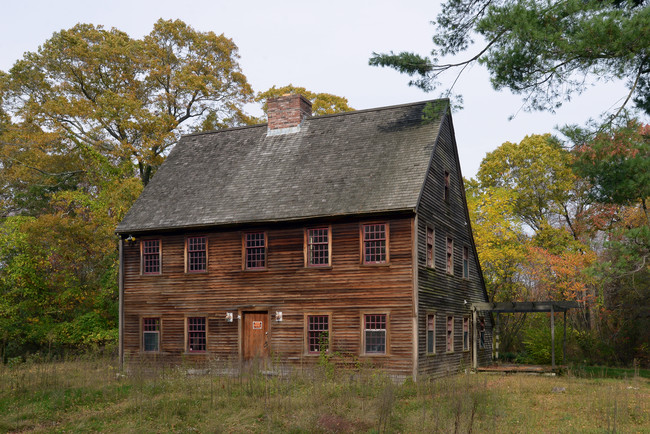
xmin=1 ymin=357 xmax=648 ymax=433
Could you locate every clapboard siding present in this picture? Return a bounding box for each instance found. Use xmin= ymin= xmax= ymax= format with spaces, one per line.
xmin=123 ymin=215 xmax=415 ymax=377
xmin=415 ymin=114 xmax=493 ymax=377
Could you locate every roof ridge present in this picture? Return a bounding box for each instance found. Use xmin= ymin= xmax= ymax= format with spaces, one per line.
xmin=182 ymin=98 xmax=449 ymax=138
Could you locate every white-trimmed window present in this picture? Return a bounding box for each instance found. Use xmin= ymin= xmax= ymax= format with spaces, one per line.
xmin=426 ymin=227 xmax=435 ymax=268
xmin=142 ymin=317 xmax=160 ymax=352
xmin=426 ymin=314 xmax=435 ymax=354
xmin=446 ymin=316 xmax=454 ymax=352
xmin=364 ymin=314 xmax=387 ymax=354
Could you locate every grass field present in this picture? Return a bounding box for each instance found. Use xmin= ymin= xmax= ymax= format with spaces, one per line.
xmin=1 ymin=357 xmax=648 ymax=433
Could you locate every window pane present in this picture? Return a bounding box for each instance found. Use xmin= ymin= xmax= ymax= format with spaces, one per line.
xmin=365 ymin=314 xmax=387 ymax=354
xmin=144 ymin=332 xmax=159 ymax=352
xmin=307 ymin=315 xmax=329 ymax=353
xmin=188 ymin=317 xmax=206 ymax=352
xmin=188 ymin=237 xmax=207 ymax=272
xmin=307 ymin=228 xmax=329 ymax=266
xmin=245 ymin=233 xmax=266 ymax=269
xmin=427 ymin=314 xmax=435 ymax=353
xmin=143 ymin=240 xmax=160 ymax=274
xmin=363 ymin=224 xmax=387 ymax=264
xmin=143 ymin=318 xmax=159 ymax=352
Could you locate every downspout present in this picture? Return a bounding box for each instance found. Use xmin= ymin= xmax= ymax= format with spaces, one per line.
xmin=118 ymin=237 xmax=124 ymax=370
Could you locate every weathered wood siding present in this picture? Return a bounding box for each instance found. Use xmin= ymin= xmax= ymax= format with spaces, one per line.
xmin=123 ymin=215 xmax=415 ymax=377
xmin=415 ymin=114 xmax=493 ymax=377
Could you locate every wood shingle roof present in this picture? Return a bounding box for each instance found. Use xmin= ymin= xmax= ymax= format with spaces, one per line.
xmin=116 ymin=99 xmax=447 ymax=233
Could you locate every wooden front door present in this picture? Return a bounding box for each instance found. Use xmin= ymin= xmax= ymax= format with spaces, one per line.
xmin=242 ymin=311 xmax=269 ymax=360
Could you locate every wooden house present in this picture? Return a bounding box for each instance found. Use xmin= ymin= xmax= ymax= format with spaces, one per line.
xmin=116 ymin=95 xmax=492 ymax=379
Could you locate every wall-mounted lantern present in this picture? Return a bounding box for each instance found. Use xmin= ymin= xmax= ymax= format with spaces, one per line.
xmin=275 ymin=311 xmax=283 ymax=322
xmin=225 ymin=312 xmax=233 ymax=322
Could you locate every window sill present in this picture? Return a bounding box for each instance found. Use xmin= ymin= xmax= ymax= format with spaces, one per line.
xmin=242 ymin=268 xmax=268 ymax=272
xmin=305 ymin=265 xmax=333 ymax=270
xmin=361 ymin=263 xmax=390 ymax=268
xmin=186 ymin=271 xmax=208 ymax=275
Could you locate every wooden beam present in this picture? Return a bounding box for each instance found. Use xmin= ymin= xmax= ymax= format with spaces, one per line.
xmin=472 ymin=308 xmax=478 ymax=370
xmin=551 ymin=304 xmax=555 ymax=370
xmin=563 ymin=310 xmax=567 ymax=366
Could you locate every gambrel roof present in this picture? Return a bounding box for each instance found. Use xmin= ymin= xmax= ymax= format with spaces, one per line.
xmin=117 ymin=100 xmax=448 ymax=233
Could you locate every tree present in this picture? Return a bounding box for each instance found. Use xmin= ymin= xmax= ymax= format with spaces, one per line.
xmin=256 ymin=85 xmax=353 ymax=117
xmin=3 ymin=19 xmax=253 ymax=186
xmin=573 ymin=121 xmax=650 ymax=225
xmin=476 ymin=134 xmax=580 ymax=235
xmin=370 ymin=0 xmax=650 ymax=118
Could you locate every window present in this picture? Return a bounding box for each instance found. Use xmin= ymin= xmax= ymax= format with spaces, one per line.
xmin=142 ymin=239 xmax=161 ymax=275
xmin=187 ymin=236 xmax=207 ymax=272
xmin=444 ymin=171 xmax=450 ymax=201
xmin=362 ymin=223 xmax=388 ymax=264
xmin=426 ymin=314 xmax=435 ymax=354
xmin=142 ymin=318 xmax=160 ymax=352
xmin=446 ymin=237 xmax=454 ymax=275
xmin=463 ymin=317 xmax=470 ymax=351
xmin=446 ymin=316 xmax=454 ymax=352
xmin=307 ymin=228 xmax=330 ymax=267
xmin=307 ymin=315 xmax=330 ymax=353
xmin=244 ymin=232 xmax=266 ymax=269
xmin=187 ymin=317 xmax=206 ymax=352
xmin=426 ymin=227 xmax=435 ymax=268
xmin=479 ymin=317 xmax=486 ymax=349
xmin=364 ymin=314 xmax=387 ymax=354
xmin=463 ymin=246 xmax=469 ymax=279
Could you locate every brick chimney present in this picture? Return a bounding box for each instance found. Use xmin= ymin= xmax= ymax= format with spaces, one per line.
xmin=267 ymin=94 xmax=312 ymax=132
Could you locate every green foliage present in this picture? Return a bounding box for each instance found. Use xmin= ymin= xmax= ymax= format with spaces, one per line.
xmin=256 ymin=84 xmax=353 ymax=117
xmin=370 ymin=0 xmax=650 ymax=117
xmin=573 ymin=121 xmax=650 ymax=217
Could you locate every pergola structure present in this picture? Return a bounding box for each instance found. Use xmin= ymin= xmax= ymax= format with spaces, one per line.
xmin=470 ymin=301 xmax=581 ymax=370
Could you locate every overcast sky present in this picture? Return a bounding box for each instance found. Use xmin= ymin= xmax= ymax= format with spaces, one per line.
xmin=0 ymin=0 xmax=634 ymax=178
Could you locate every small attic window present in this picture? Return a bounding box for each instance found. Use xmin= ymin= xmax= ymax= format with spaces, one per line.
xmin=444 ymin=171 xmax=450 ymax=201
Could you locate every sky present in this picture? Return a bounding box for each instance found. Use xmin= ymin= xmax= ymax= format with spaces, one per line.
xmin=0 ymin=0 xmax=633 ymax=179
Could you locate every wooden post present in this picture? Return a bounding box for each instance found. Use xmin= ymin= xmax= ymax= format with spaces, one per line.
xmin=118 ymin=237 xmax=124 ymax=370
xmin=550 ymin=304 xmax=555 ymax=370
xmin=563 ymin=310 xmax=567 ymax=366
xmin=472 ymin=308 xmax=478 ymax=370
xmin=495 ymin=313 xmax=500 ymax=362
